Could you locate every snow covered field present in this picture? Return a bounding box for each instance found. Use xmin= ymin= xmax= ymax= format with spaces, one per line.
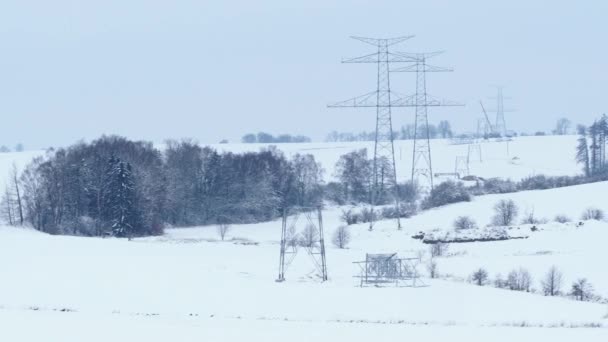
xmin=3 ymin=135 xmax=581 ymax=185
xmin=206 ymin=135 xmax=582 ymax=182
xmin=1 ymin=135 xmax=608 ymax=341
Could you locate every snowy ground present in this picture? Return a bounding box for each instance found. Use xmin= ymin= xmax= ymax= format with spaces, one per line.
xmin=2 ymin=135 xmax=608 ymax=341
xmin=2 ymin=182 xmax=608 ymax=340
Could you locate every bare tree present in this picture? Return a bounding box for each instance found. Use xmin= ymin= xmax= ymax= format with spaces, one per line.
xmin=430 ymin=242 xmax=449 ymax=257
xmin=10 ymin=164 xmax=24 ymax=225
xmin=554 ymin=118 xmax=572 ymax=135
xmin=570 ymin=278 xmax=594 ymax=301
xmin=427 ymin=259 xmax=439 ymax=279
xmin=471 ymin=268 xmax=489 ymax=286
xmin=1 ymin=186 xmax=14 ymax=225
xmin=453 ymin=216 xmax=477 ymax=230
xmin=581 ymin=207 xmax=604 ymax=221
xmin=217 ymin=223 xmax=230 ymax=241
xmin=492 ymin=199 xmax=519 ymax=226
xmin=299 ymin=224 xmax=319 ymax=248
xmin=521 ymin=207 xmax=540 ymax=224
xmin=331 ymin=225 xmax=351 ymax=249
xmin=506 ymin=267 xmax=533 ymax=292
xmin=541 ymin=266 xmax=563 ymax=296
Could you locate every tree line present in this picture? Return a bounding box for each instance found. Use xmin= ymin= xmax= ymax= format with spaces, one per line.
xmin=325 ymin=120 xmax=453 ymax=142
xmin=576 ymin=115 xmax=608 ymax=177
xmin=1 ymin=136 xmax=323 ymax=237
xmin=241 ymin=132 xmax=311 ymax=144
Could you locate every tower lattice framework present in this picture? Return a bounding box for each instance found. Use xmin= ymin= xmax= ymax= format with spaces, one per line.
xmin=392 ymin=52 xmax=461 ymax=190
xmin=329 ymin=36 xmax=416 ymax=230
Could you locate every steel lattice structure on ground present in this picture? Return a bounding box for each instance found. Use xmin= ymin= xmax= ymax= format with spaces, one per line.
xmin=329 ymin=36 xmax=416 ymax=230
xmin=277 ymin=206 xmax=327 ymax=282
xmin=353 ymin=253 xmax=424 ymax=287
xmin=392 ymin=52 xmax=462 ymax=190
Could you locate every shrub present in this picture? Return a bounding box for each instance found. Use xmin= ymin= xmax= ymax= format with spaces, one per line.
xmin=553 ymin=214 xmax=571 ymax=223
xmin=581 ymin=208 xmax=604 ymax=221
xmin=332 ymin=226 xmax=351 ymax=249
xmin=380 ymin=203 xmax=417 ymax=219
xmin=481 ymin=178 xmax=518 ymax=194
xmin=341 ymin=208 xmax=359 ymax=225
xmin=396 ymin=181 xmax=421 ymax=203
xmin=521 ymin=208 xmax=540 ymax=224
xmin=492 ymin=199 xmax=519 ymax=226
xmin=421 ymin=181 xmax=471 ymax=209
xmin=471 ymin=268 xmax=489 ymax=286
xmin=453 ymin=216 xmax=477 ymax=230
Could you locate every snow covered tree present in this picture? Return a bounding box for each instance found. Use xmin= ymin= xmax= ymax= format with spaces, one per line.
xmin=506 ymin=268 xmax=532 ymax=292
xmin=453 ymin=216 xmax=477 ymax=230
xmin=438 ymin=120 xmax=453 ymax=139
xmin=217 ymin=223 xmax=230 ymax=241
xmin=541 ymin=266 xmax=563 ymax=296
xmin=107 ymin=158 xmax=138 ymax=238
xmin=576 ymin=126 xmax=590 ymax=176
xmin=332 ymin=225 xmax=351 ymax=249
xmin=492 ymin=199 xmax=519 ymax=226
xmin=471 ymin=268 xmax=489 ymax=286
xmin=334 ymin=149 xmax=372 ymax=203
xmin=554 ymin=118 xmax=571 ymax=135
xmin=570 ymin=278 xmax=594 ymax=301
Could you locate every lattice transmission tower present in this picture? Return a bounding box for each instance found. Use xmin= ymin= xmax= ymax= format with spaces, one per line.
xmin=489 ymin=86 xmax=514 ymax=137
xmin=392 ymin=52 xmax=461 ymax=190
xmin=329 ymin=36 xmax=416 ymax=230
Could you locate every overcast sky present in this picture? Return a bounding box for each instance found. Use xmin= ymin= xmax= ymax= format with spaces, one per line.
xmin=1 ymin=0 xmax=606 ymax=149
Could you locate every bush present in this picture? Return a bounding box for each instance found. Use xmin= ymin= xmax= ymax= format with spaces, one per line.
xmin=471 ymin=268 xmax=489 ymax=286
xmin=341 ymin=208 xmax=360 ymax=225
xmin=581 ymin=208 xmax=604 ymax=221
xmin=396 ymin=181 xmax=421 ymax=203
xmin=380 ymin=203 xmax=417 ymax=219
xmin=360 ymin=207 xmax=377 ymax=223
xmin=492 ymin=199 xmax=519 ymax=226
xmin=554 ymin=214 xmax=571 ymax=223
xmin=453 ymin=216 xmax=477 ymax=230
xmin=480 ymin=178 xmax=517 ymax=194
xmin=521 ymin=208 xmax=540 ymax=224
xmin=421 ymin=181 xmax=471 ymax=209
xmin=332 ymin=225 xmax=351 ymax=249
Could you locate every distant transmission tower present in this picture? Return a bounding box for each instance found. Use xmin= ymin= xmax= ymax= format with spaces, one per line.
xmin=490 ymin=86 xmax=514 ymax=137
xmin=392 ymin=52 xmax=461 ymax=190
xmin=329 ymin=36 xmax=415 ymax=230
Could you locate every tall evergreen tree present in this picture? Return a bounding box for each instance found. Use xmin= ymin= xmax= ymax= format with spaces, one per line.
xmin=576 ymin=126 xmax=590 ymax=176
xmin=107 ymin=158 xmax=138 ymax=237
